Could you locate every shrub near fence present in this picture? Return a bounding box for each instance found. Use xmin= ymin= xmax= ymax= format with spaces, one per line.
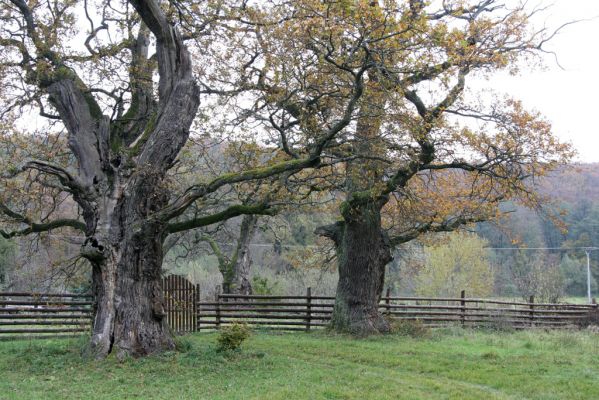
xmin=198 ymin=287 xmax=599 ymax=332
xmin=0 ymin=292 xmax=93 ymax=340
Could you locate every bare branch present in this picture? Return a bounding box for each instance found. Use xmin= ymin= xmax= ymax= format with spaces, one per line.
xmin=0 ymin=201 xmax=85 ymax=239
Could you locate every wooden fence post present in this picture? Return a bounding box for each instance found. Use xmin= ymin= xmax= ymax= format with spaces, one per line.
xmin=164 ymin=276 xmax=170 ymax=331
xmin=592 ymin=298 xmax=597 ymax=305
xmin=306 ymin=287 xmax=312 ymax=332
xmin=194 ymin=283 xmax=200 ymax=332
xmin=460 ymin=290 xmax=466 ymax=327
xmin=529 ymin=295 xmax=535 ymax=327
xmin=215 ymin=285 xmax=221 ymax=330
xmin=385 ymin=287 xmax=391 ymax=317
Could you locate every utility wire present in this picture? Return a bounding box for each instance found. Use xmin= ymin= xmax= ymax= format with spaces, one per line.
xmin=486 ymin=247 xmax=599 ymax=250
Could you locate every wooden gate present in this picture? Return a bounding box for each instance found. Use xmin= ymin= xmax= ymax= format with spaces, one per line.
xmin=162 ymin=275 xmax=199 ymax=334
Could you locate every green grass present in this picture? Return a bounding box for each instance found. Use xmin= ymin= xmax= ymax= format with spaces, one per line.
xmin=563 ymin=297 xmax=592 ymax=305
xmin=0 ymin=328 xmax=598 ymax=399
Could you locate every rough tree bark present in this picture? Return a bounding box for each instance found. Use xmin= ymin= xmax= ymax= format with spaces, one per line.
xmin=86 ymin=170 xmax=186 ymax=358
xmin=85 ymin=0 xmax=200 ymax=358
xmin=317 ymin=200 xmax=392 ymax=335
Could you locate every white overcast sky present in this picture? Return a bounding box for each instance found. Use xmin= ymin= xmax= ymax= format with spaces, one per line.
xmin=476 ymin=0 xmax=599 ymax=163
xmin=26 ymin=1 xmax=599 ymax=163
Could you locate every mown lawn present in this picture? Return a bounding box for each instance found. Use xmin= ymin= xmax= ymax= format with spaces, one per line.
xmin=0 ymin=328 xmax=598 ymax=400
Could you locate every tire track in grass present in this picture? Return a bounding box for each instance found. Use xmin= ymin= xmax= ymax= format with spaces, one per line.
xmin=250 ymin=337 xmax=521 ymax=400
xmin=291 ymin=351 xmax=520 ymax=400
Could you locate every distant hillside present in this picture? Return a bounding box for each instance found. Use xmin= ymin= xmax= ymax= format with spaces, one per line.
xmin=540 ymin=163 xmax=599 ymax=204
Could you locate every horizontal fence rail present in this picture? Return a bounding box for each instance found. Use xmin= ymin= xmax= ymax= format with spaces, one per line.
xmin=198 ymin=288 xmax=599 ymax=332
xmin=2 ymin=281 xmax=598 ymax=340
xmin=0 ymin=292 xmax=93 ymax=340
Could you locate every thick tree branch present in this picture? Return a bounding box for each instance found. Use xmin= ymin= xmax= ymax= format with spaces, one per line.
xmin=128 ymin=0 xmax=186 ymax=103
xmin=9 ymin=0 xmax=109 ymax=188
xmin=161 ymin=156 xmax=319 ymax=222
xmin=167 ymin=203 xmax=275 ymax=234
xmin=113 ymin=25 xmax=156 ymax=146
xmin=0 ymin=219 xmax=86 ymax=239
xmin=314 ymin=221 xmax=344 ymax=247
xmin=128 ymin=0 xmax=200 ymax=173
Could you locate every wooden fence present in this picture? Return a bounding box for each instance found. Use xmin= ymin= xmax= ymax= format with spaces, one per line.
xmin=2 ymin=281 xmax=598 ymax=340
xmin=0 ymin=292 xmax=93 ymax=340
xmin=0 ymin=276 xmax=201 ymax=340
xmin=198 ymin=288 xmax=599 ymax=332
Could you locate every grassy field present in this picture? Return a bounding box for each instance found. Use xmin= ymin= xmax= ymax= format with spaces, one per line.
xmin=0 ymin=328 xmax=598 ymax=400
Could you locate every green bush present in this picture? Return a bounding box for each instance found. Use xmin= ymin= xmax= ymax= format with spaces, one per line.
xmin=390 ymin=319 xmax=431 ymax=338
xmin=217 ymin=323 xmax=251 ymax=352
xmin=251 ymin=275 xmax=278 ymax=296
xmin=174 ymin=336 xmax=193 ymax=353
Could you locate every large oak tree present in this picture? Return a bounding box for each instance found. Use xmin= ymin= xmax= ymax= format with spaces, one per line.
xmin=243 ymin=0 xmax=573 ymax=334
xmin=0 ymin=0 xmax=369 ymax=357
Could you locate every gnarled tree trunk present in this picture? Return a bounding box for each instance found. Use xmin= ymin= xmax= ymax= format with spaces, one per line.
xmin=89 ymin=177 xmax=174 ymax=359
xmin=90 ymin=227 xmax=173 ymax=359
xmin=317 ymin=200 xmax=392 ymax=335
xmin=40 ymin=0 xmax=200 ymax=359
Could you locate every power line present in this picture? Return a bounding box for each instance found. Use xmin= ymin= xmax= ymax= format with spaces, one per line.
xmin=486 ymin=247 xmax=599 ymax=251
